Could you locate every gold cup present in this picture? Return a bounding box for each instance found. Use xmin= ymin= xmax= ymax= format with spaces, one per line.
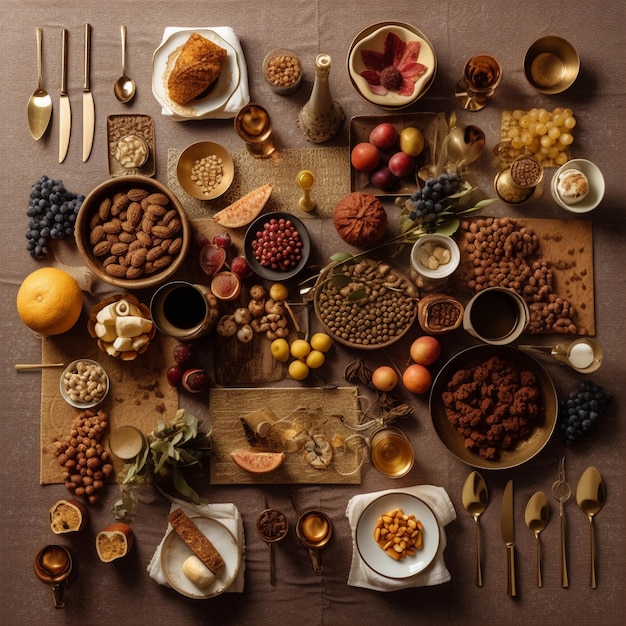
xmin=524 ymin=36 xmax=579 ymax=94
xmin=234 ymin=104 xmax=276 ymax=158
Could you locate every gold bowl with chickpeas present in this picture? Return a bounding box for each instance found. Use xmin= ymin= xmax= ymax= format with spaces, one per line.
xmin=176 ymin=141 xmax=235 ymax=200
xmin=60 ymin=359 xmax=110 ymax=409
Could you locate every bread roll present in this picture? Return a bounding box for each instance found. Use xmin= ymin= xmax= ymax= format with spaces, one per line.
xmin=182 ymin=555 xmax=215 ymax=589
xmin=167 ymin=33 xmax=227 ymax=105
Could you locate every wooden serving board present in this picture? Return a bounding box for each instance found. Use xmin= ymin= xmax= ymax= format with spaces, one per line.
xmin=209 ymin=387 xmax=365 ymax=485
xmin=457 ymin=217 xmax=595 ymax=335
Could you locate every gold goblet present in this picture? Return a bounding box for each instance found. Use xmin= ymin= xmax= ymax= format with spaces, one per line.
xmin=455 ymin=54 xmax=502 ymax=111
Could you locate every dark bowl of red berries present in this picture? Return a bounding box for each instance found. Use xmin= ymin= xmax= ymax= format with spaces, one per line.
xmin=244 ymin=212 xmax=311 ymax=281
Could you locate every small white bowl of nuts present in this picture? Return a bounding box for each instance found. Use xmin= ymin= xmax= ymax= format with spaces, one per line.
xmin=263 ymin=48 xmax=303 ymax=95
xmin=60 ymin=359 xmax=109 ymax=409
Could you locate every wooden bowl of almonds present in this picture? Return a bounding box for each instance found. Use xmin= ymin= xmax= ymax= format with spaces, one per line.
xmin=313 ymin=258 xmax=418 ymax=349
xmin=75 ymin=175 xmax=191 ymax=289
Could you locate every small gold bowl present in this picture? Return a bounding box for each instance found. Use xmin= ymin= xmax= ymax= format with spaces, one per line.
xmin=176 ymin=141 xmax=234 ymax=201
xmin=523 ymin=36 xmax=580 ymax=94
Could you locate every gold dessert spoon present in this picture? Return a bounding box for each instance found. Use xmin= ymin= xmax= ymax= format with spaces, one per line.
xmin=576 ymin=466 xmax=605 ymax=588
xmin=462 ymin=471 xmax=488 ymax=587
xmin=524 ymin=491 xmax=549 ymax=587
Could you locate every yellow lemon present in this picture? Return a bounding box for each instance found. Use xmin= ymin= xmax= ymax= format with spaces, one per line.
xmin=290 ymin=339 xmax=311 ymax=359
xmin=399 ymin=127 xmax=425 ymax=157
xmin=269 ymin=283 xmax=289 ymax=302
xmin=288 ymin=360 xmax=309 ymax=381
xmin=310 ymin=332 xmax=333 ymax=353
xmin=305 ymin=350 xmax=325 ymax=369
xmin=270 ymin=338 xmax=290 ymax=362
xmin=16 ymin=267 xmax=83 ymax=335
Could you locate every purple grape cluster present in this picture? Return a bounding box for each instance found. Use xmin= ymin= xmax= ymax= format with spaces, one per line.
xmin=558 ymin=380 xmax=611 ymax=445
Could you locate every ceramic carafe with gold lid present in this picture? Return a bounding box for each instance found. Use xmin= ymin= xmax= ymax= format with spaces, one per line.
xmin=298 ymin=54 xmax=344 ymax=143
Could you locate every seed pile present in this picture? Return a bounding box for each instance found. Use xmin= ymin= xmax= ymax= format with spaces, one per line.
xmin=374 ymin=508 xmax=423 ymax=560
xmin=265 ymin=54 xmax=301 ymax=88
xmin=190 ymin=154 xmax=224 ymax=194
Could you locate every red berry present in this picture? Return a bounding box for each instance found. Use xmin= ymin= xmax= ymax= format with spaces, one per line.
xmin=230 ymin=255 xmax=252 ymax=278
xmin=182 ymin=369 xmax=210 ymax=393
xmin=173 ymin=343 xmax=193 ymax=365
xmin=212 ymin=232 xmax=232 ymax=249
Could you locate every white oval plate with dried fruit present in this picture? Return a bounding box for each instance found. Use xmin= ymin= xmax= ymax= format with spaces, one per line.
xmin=356 ymin=492 xmax=440 ymax=579
xmin=152 ymin=29 xmax=240 ymax=119
xmin=161 ymin=516 xmax=241 ymax=599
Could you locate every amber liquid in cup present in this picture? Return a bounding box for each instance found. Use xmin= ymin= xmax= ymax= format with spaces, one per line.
xmin=465 ymin=54 xmax=502 ymax=94
xmin=234 ymin=105 xmax=276 ymax=157
xmin=370 ymin=428 xmax=414 ymax=478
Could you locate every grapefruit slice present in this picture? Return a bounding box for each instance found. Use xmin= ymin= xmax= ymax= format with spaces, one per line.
xmin=230 ymin=451 xmax=285 ymax=474
xmin=213 ymin=184 xmax=273 ymax=228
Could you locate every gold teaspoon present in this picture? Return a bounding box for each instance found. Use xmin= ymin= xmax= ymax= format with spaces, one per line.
xmin=524 ymin=491 xmax=549 ymax=587
xmin=576 ymin=466 xmax=605 ymax=588
xmin=462 ymin=471 xmax=488 ymax=587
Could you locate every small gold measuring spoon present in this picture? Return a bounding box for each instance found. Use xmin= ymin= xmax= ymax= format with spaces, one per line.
xmin=551 ymin=456 xmax=571 ymax=588
xmin=256 ymin=496 xmax=288 ymax=586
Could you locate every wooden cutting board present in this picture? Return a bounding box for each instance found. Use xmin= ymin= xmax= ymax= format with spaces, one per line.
xmin=209 ymin=387 xmax=366 ymax=484
xmin=457 ymin=217 xmax=595 ymax=335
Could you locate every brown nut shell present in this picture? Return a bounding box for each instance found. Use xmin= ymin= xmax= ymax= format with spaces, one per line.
xmin=95 ymin=523 xmax=135 ymax=562
xmin=333 ymin=192 xmax=387 ymax=247
xmin=417 ymin=294 xmax=464 ymax=334
xmin=49 ymin=498 xmax=88 ymax=534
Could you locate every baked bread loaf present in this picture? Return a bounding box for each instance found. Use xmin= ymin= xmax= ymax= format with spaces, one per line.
xmin=167 ymin=33 xmax=227 ymax=105
xmin=168 ymin=508 xmax=225 ymax=574
xmin=333 ymin=192 xmax=387 ymax=247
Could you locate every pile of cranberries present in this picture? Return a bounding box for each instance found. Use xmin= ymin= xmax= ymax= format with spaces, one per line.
xmin=251 ymin=217 xmax=304 ymax=271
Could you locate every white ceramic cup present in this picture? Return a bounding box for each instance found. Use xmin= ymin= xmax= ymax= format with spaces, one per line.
xmin=463 ymin=287 xmax=529 ymax=345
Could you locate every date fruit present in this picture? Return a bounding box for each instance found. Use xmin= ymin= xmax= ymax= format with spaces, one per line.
xmin=182 ymin=369 xmax=210 ymax=393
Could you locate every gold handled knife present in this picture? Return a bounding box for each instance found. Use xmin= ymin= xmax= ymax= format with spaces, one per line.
xmin=82 ymin=23 xmax=95 ymax=162
xmin=58 ymin=28 xmax=71 ymax=163
xmin=501 ymin=479 xmax=516 ymax=596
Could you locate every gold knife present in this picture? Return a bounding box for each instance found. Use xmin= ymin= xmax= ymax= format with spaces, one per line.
xmin=58 ymin=28 xmax=71 ymax=163
xmin=82 ymin=23 xmax=95 ymax=162
xmin=501 ymin=479 xmax=516 ymax=596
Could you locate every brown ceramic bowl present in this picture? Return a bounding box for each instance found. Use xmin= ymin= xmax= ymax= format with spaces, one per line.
xmin=75 ymin=176 xmax=191 ymax=289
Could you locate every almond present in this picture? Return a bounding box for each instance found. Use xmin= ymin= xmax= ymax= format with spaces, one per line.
xmin=98 ymin=197 xmax=112 ymax=221
xmin=127 ymin=188 xmax=149 ymax=202
xmin=110 ymin=242 xmax=129 ymax=256
xmin=89 ymin=225 xmax=106 ymax=245
xmin=146 ymin=204 xmax=167 ymax=219
xmin=103 ymin=218 xmax=122 ymax=234
xmin=162 ymin=209 xmax=178 ymax=225
xmin=125 ymin=266 xmax=144 ymax=279
xmin=168 ymin=237 xmax=183 ymax=255
xmin=153 ymin=255 xmax=172 ymax=269
xmin=90 ymin=212 xmax=103 ymax=229
xmin=93 ymin=240 xmax=112 ymax=257
xmin=142 ymin=192 xmax=169 ymax=207
xmin=105 ymin=264 xmax=127 ymax=278
xmin=136 ymin=231 xmax=152 ymax=246
xmin=118 ymin=232 xmax=137 ymax=244
xmin=151 ymin=224 xmax=171 ymax=239
xmin=130 ymin=248 xmax=148 ymax=268
xmin=146 ymin=246 xmax=165 ymax=262
xmin=167 ymin=217 xmax=182 ymax=236
xmin=127 ymin=202 xmax=143 ymax=226
xmin=121 ymin=220 xmax=136 ymax=233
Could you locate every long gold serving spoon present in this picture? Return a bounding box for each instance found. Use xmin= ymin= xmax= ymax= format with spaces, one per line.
xmin=462 ymin=471 xmax=488 ymax=587
xmin=576 ymin=466 xmax=605 ymax=588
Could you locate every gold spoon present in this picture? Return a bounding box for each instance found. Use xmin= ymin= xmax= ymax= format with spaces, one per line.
xmin=28 ymin=27 xmax=53 ymax=140
xmin=576 ymin=466 xmax=605 ymax=588
xmin=113 ymin=26 xmax=136 ymax=103
xmin=462 ymin=471 xmax=488 ymax=587
xmin=524 ymin=491 xmax=549 ymax=587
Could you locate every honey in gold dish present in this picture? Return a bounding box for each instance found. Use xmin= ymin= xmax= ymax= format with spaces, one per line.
xmin=369 ymin=427 xmax=414 ymax=478
xmin=299 ymin=512 xmax=331 ymax=545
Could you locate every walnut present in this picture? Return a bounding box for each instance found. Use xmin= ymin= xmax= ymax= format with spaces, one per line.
xmin=333 ymin=192 xmax=387 ymax=248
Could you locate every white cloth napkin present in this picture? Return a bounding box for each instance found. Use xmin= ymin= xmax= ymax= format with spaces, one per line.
xmin=148 ymin=499 xmax=245 ymax=593
xmin=346 ymin=485 xmax=456 ymax=591
xmin=159 ymin=27 xmax=250 ymax=121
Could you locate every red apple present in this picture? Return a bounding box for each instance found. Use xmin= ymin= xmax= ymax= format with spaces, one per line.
xmin=351 ymin=142 xmax=380 ymax=172
xmin=369 ymin=123 xmax=399 ymax=150
xmin=402 ymin=363 xmax=432 ymax=394
xmin=388 ymin=151 xmax=415 ymax=178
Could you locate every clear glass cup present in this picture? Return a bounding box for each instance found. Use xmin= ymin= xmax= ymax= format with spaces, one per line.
xmin=369 ymin=427 xmax=414 ymax=478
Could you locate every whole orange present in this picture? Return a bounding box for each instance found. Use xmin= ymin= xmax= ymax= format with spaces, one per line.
xmin=16 ymin=267 xmax=83 ymax=335
xmin=409 ymin=336 xmax=442 ymax=366
xmin=371 ymin=366 xmax=398 ymax=391
xmin=402 ymin=363 xmax=432 ymax=394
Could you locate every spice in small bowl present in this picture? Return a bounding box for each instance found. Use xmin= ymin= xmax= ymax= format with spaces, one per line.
xmin=263 ymin=48 xmax=302 ymax=95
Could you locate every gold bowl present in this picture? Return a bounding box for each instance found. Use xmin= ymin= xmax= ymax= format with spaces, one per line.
xmin=523 ymin=36 xmax=580 ymax=94
xmin=75 ymin=175 xmax=191 ymax=290
xmin=429 ymin=345 xmax=558 ymax=470
xmin=176 ymin=141 xmax=234 ymax=200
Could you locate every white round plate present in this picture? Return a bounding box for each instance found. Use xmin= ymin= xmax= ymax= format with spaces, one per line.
xmin=348 ymin=22 xmax=436 ymax=108
xmin=161 ymin=516 xmax=240 ymax=599
xmin=356 ymin=492 xmax=440 ymax=579
xmin=152 ymin=29 xmax=240 ymax=118
xmin=550 ymin=158 xmax=605 ymax=213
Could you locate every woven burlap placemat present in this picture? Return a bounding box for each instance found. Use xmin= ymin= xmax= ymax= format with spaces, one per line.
xmin=168 ymin=146 xmax=351 ymax=220
xmin=209 ymin=386 xmax=366 ymax=485
xmin=40 ymin=333 xmax=180 ymax=484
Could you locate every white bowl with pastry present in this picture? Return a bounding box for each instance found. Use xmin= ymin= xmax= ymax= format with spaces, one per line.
xmin=551 ymin=158 xmax=605 ymax=213
xmin=152 ymin=29 xmax=240 ymax=119
xmin=161 ymin=511 xmax=241 ymax=599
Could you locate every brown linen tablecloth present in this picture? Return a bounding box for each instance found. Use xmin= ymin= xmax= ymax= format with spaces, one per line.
xmin=1 ymin=1 xmax=624 ymax=624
